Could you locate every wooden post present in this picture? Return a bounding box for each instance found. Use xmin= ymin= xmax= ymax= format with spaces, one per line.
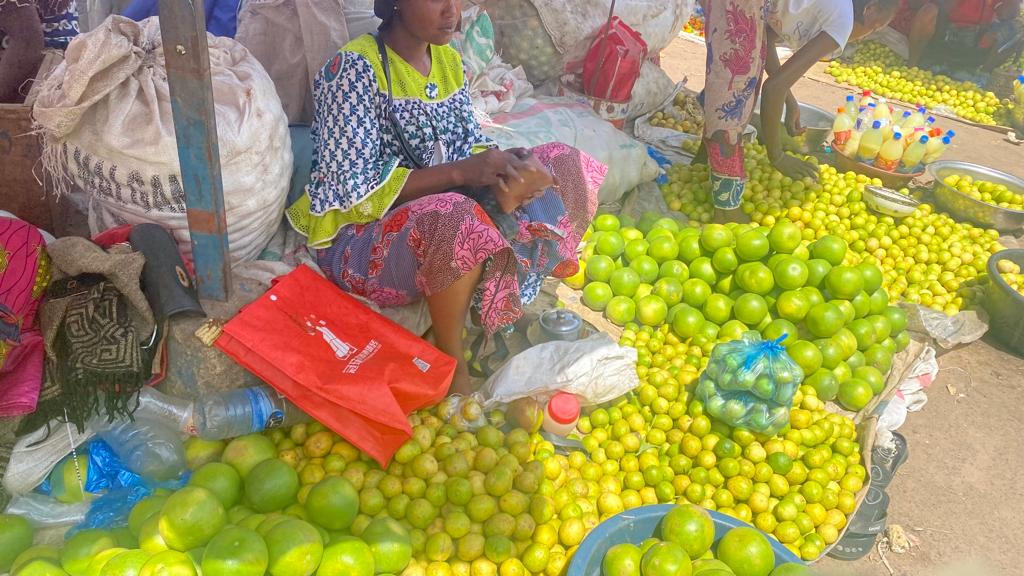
xmin=157 ymin=0 xmax=231 ymax=300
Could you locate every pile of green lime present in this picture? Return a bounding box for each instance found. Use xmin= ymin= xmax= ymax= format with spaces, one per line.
xmin=582 ymin=214 xmax=909 ymax=413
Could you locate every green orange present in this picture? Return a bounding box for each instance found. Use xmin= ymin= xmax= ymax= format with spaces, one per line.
xmin=157 ymin=486 xmax=227 ymax=552
xmin=201 ymin=527 xmax=268 ymax=576
xmin=716 ymin=527 xmax=775 ymax=576
xmin=660 ymin=504 xmax=715 ymax=559
xmin=0 ymin=514 xmax=34 ymax=572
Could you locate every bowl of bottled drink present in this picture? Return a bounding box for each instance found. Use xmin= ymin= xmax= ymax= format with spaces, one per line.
xmin=831 ymin=146 xmax=924 ymax=189
xmin=827 ymin=93 xmax=954 ymax=187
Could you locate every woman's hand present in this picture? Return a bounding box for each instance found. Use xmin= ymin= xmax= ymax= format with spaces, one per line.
xmin=455 ymin=148 xmax=529 ymax=191
xmin=493 ymin=153 xmax=556 ymax=213
xmin=771 ymin=153 xmax=819 ymax=181
xmin=785 ymin=93 xmax=805 ymax=137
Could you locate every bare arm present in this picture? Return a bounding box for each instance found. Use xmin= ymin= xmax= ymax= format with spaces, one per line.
xmin=764 ymin=29 xmax=802 ymax=136
xmin=761 ymin=31 xmax=838 ymax=179
xmin=398 ymin=149 xmax=554 ymax=213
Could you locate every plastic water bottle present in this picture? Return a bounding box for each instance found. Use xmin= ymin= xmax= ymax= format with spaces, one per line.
xmin=193 ymin=385 xmax=310 ymax=440
xmin=132 ymin=387 xmax=195 ymax=435
xmin=97 ymin=418 xmax=186 ymax=482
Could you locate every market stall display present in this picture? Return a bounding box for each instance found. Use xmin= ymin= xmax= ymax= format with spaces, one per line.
xmin=660 ymin=143 xmax=1006 ymax=315
xmin=824 ymin=42 xmax=1003 ymax=126
xmin=927 ymin=161 xmax=1024 ymax=232
xmin=7 ymin=1 xmax=1024 ymax=573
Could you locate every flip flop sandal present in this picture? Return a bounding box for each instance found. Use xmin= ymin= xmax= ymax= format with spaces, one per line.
xmin=467 ymin=331 xmax=510 ymax=379
xmin=871 ymin=431 xmax=909 ymax=490
xmin=828 ymin=486 xmax=890 ymax=561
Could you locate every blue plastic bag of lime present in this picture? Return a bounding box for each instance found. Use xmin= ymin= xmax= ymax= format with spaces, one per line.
xmin=696 ymin=332 xmax=803 ymax=434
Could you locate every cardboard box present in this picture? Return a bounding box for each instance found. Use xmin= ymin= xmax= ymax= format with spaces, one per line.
xmin=0 ymin=50 xmax=71 ymax=235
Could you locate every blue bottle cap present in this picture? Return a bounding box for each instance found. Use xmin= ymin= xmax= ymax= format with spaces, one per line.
xmin=872 ymin=120 xmax=882 ymax=129
xmin=920 ymin=135 xmax=929 ymax=143
xmin=946 ymin=130 xmax=956 ymax=138
xmin=927 ymin=116 xmax=936 ymax=123
xmin=893 ymin=132 xmax=902 ymax=140
xmin=1018 ymin=75 xmax=1024 ymax=82
xmin=901 ymin=111 xmax=911 ymax=119
xmin=942 ymin=136 xmax=951 ymax=144
xmin=918 ymin=106 xmax=926 ymax=113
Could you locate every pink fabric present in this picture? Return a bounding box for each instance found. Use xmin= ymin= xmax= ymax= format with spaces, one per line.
xmin=702 ymin=0 xmax=768 ymax=180
xmin=0 ymin=332 xmax=43 ymax=417
xmin=0 ymin=217 xmax=47 ymax=417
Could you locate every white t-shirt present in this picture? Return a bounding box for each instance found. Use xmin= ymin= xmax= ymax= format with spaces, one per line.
xmin=766 ymin=0 xmax=854 ymax=59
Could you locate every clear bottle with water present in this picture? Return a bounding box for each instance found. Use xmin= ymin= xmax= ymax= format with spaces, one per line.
xmin=96 ymin=417 xmax=187 ymax=482
xmin=132 ymin=387 xmax=195 ymax=435
xmin=193 ymin=385 xmax=310 ymax=440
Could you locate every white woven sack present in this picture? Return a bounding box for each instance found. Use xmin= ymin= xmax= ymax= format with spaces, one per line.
xmin=34 ymin=16 xmax=291 ymax=263
xmin=488 ymin=0 xmax=693 ymax=84
xmin=483 ymin=97 xmax=659 ymax=204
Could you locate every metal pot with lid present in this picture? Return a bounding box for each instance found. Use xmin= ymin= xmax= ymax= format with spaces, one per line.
xmin=537 ymin=308 xmax=583 ymax=342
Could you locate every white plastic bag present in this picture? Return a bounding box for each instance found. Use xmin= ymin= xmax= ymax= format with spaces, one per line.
xmin=484 ymin=97 xmax=659 ymax=203
xmin=876 ymin=345 xmax=937 ymax=448
xmin=34 ymin=16 xmax=292 ymax=263
xmin=903 ymin=303 xmax=989 ymax=349
xmin=478 ymin=333 xmax=640 ymax=409
xmin=454 ymin=6 xmax=533 ymax=114
xmin=5 ymin=493 xmax=89 ymax=528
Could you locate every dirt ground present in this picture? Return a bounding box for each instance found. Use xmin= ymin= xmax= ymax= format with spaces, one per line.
xmin=659 ymin=36 xmax=1024 ymax=576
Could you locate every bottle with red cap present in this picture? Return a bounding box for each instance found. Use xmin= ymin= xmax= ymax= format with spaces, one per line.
xmin=542 ymin=392 xmax=580 ymax=436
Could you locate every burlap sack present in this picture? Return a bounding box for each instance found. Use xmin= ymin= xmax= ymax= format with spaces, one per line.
xmin=235 ymin=0 xmax=351 ymax=124
xmin=33 ymin=16 xmax=292 ymax=263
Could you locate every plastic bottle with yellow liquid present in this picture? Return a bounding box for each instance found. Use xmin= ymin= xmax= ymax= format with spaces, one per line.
xmin=843 ymin=119 xmax=864 ymax=157
xmin=922 ymin=135 xmax=951 ymax=164
xmin=857 ymin=120 xmax=884 ymax=163
xmin=899 ymin=134 xmax=928 ymax=173
xmin=832 ymin=107 xmax=854 ymax=148
xmin=874 ymin=132 xmax=903 ymax=172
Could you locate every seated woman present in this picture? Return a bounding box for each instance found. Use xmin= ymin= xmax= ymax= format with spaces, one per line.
xmin=286 ymin=0 xmax=604 ymax=394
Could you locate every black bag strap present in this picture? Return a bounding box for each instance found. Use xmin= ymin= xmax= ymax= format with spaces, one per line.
xmin=375 ymin=32 xmax=427 ymax=170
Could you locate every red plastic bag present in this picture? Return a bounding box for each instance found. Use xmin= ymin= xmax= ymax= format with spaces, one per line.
xmin=582 ymin=16 xmax=648 ymax=103
xmin=215 ymin=265 xmax=456 ymax=466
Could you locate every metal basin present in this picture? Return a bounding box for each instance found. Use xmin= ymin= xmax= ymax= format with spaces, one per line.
xmin=927 ymin=161 xmax=1024 ymax=232
xmin=985 ymin=249 xmax=1024 ymax=357
xmin=751 ymin=101 xmax=834 ymax=154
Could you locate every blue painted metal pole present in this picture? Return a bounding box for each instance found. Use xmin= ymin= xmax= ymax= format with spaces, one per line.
xmin=157 ymin=0 xmax=231 ymax=300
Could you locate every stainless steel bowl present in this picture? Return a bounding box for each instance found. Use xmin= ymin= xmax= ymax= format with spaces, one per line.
xmin=927 ymin=161 xmax=1024 ymax=232
xmin=751 ymin=101 xmax=835 ymax=155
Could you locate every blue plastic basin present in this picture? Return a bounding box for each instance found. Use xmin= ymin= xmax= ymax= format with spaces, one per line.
xmin=568 ymin=505 xmax=804 ymax=575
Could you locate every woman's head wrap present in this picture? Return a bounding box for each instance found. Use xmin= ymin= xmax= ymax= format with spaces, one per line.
xmin=374 ymin=0 xmax=398 ymax=26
